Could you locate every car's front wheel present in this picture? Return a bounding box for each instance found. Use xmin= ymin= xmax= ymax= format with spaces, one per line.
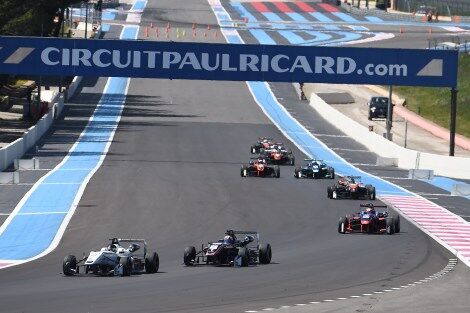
xmin=338 ymin=217 xmax=347 ymax=234
xmin=184 ymin=246 xmax=197 ymax=266
xmin=145 ymin=252 xmax=159 ymax=273
xmin=63 ymin=255 xmax=77 ymax=276
xmin=120 ymin=256 xmax=132 ymax=276
xmin=237 ymin=248 xmax=249 ymax=267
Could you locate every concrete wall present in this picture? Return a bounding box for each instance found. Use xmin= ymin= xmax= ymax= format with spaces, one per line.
xmin=308 ymin=93 xmax=470 ymax=179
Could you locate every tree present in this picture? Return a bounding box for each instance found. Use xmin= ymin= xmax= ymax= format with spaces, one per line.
xmin=0 ymin=0 xmax=81 ymax=37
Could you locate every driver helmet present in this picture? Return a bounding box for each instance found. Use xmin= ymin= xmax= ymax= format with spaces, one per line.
xmin=365 ymin=207 xmax=375 ymax=214
xmin=108 ymin=244 xmax=118 ymax=252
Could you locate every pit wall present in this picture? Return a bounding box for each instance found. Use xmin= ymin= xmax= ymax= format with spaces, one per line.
xmin=308 ymin=93 xmax=470 ymax=179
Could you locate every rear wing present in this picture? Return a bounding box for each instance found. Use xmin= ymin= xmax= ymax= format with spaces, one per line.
xmin=232 ymin=231 xmax=260 ymax=243
xmin=360 ymin=204 xmax=387 ymax=208
xmin=111 ymin=238 xmax=148 ymax=256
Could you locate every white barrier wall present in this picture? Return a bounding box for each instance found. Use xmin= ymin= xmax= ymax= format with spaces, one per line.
xmin=0 ymin=93 xmax=64 ymax=172
xmin=309 ymin=93 xmax=470 ymax=179
xmin=0 ymin=26 xmax=102 ymax=172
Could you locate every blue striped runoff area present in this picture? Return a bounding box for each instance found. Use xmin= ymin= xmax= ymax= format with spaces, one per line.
xmin=0 ymin=25 xmax=139 ymax=262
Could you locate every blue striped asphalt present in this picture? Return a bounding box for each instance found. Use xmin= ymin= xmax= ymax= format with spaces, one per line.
xmin=333 ymin=12 xmax=359 ymax=23
xmin=102 ymin=11 xmax=116 ymax=21
xmin=131 ymin=0 xmax=146 ymax=11
xmin=232 ymin=3 xmax=271 ymax=43
xmin=348 ymin=25 xmax=369 ymax=31
xmin=101 ymin=24 xmax=111 ymax=32
xmin=365 ymin=16 xmax=383 ymax=22
xmin=301 ymin=31 xmax=332 ymax=45
xmin=251 ymin=30 xmax=276 ymax=45
xmin=319 ymin=31 xmax=363 ymax=46
xmin=426 ymin=177 xmax=470 ymax=199
xmin=0 ymin=25 xmax=139 ymax=261
xmin=222 ymin=26 xmax=409 ymax=197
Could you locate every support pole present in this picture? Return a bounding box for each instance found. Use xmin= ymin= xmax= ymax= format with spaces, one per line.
xmin=85 ymin=1 xmax=89 ymax=39
xmin=386 ymin=85 xmax=393 ymax=141
xmin=449 ymin=88 xmax=458 ymax=156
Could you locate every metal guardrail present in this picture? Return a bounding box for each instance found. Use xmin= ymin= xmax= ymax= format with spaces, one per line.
xmin=341 ymin=3 xmax=423 ymax=21
xmin=428 ymin=36 xmax=470 ymax=53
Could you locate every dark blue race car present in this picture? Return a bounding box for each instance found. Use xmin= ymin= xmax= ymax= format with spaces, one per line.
xmin=294 ymin=159 xmax=335 ymax=179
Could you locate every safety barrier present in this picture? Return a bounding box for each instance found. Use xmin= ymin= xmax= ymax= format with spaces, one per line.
xmin=308 ymin=93 xmax=470 ymax=179
xmin=0 ymin=93 xmax=64 ymax=172
xmin=0 ymin=26 xmax=102 ymax=172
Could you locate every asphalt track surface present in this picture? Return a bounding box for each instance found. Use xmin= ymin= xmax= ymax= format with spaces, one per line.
xmin=0 ymin=1 xmax=463 ymax=313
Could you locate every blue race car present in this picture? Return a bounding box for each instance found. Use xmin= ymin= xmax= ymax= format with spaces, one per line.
xmin=294 ymin=159 xmax=335 ymax=179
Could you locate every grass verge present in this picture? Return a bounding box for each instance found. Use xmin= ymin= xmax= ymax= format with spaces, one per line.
xmin=394 ymin=53 xmax=470 ymax=138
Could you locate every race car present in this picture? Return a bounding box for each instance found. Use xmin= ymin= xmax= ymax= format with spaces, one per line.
xmin=241 ymin=157 xmax=280 ymax=178
xmin=338 ymin=203 xmax=401 ymax=235
xmin=183 ymin=230 xmax=272 ymax=267
xmin=294 ymin=159 xmax=334 ymax=179
xmin=62 ymin=238 xmax=159 ymax=277
xmin=260 ymin=144 xmax=295 ymax=166
xmin=250 ymin=137 xmax=274 ymax=154
xmin=327 ymin=176 xmax=376 ymax=200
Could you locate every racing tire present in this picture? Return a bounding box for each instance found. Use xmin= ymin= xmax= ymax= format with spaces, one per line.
xmin=184 ymin=246 xmax=197 ymax=266
xmin=294 ymin=167 xmax=300 ymax=178
xmin=241 ymin=166 xmax=247 ymax=177
xmin=275 ymin=166 xmax=280 ymax=178
xmin=368 ymin=113 xmax=372 ymax=121
xmin=258 ymin=243 xmax=272 ymax=264
xmin=330 ymin=168 xmax=335 ymax=179
xmin=290 ymin=156 xmax=295 ymax=166
xmin=393 ymin=214 xmax=401 ymax=233
xmin=338 ymin=217 xmax=347 ymax=234
xmin=145 ymin=252 xmax=159 ymax=274
xmin=327 ymin=186 xmax=333 ymax=199
xmin=386 ymin=218 xmax=395 ymax=235
xmin=237 ymin=247 xmax=249 ymax=267
xmin=120 ymin=256 xmax=132 ymax=276
xmin=332 ymin=189 xmax=338 ymax=199
xmin=63 ymin=255 xmax=77 ymax=276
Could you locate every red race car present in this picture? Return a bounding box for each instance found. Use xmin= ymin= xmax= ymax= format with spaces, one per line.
xmin=327 ymin=176 xmax=376 ymax=200
xmin=241 ymin=157 xmax=280 ymax=178
xmin=250 ymin=137 xmax=274 ymax=154
xmin=260 ymin=144 xmax=295 ymax=166
xmin=338 ymin=204 xmax=401 ymax=235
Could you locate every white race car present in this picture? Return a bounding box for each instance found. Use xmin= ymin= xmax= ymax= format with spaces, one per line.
xmin=63 ymin=238 xmax=159 ymax=276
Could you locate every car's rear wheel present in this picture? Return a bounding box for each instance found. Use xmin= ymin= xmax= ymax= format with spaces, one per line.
xmin=371 ymin=187 xmax=376 ymax=200
xmin=275 ymin=166 xmax=280 ymax=178
xmin=184 ymin=246 xmax=196 ymax=266
xmin=145 ymin=252 xmax=159 ymax=273
xmin=330 ymin=168 xmax=335 ymax=179
xmin=290 ymin=156 xmax=295 ymax=166
xmin=393 ymin=214 xmax=401 ymax=233
xmin=120 ymin=256 xmax=132 ymax=276
xmin=258 ymin=243 xmax=272 ymax=264
xmin=338 ymin=217 xmax=347 ymax=234
xmin=237 ymin=247 xmax=249 ymax=267
xmin=63 ymin=255 xmax=77 ymax=276
xmin=386 ymin=218 xmax=395 ymax=235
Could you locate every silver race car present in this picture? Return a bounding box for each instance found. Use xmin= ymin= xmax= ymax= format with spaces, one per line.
xmin=62 ymin=238 xmax=159 ymax=276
